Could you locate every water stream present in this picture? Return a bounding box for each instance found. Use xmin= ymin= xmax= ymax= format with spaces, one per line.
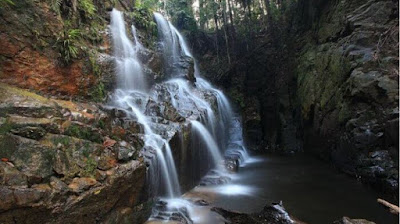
xmin=110 ymin=8 xmax=249 ymax=207
xmin=108 ymin=9 xmax=397 ymax=224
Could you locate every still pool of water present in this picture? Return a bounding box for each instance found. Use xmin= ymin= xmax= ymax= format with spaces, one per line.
xmin=199 ymin=154 xmax=398 ymax=224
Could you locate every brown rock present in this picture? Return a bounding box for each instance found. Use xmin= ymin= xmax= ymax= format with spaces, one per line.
xmin=68 ymin=177 xmax=97 ymax=193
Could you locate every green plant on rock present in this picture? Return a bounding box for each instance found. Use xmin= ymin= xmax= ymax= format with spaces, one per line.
xmin=65 ymin=124 xmax=102 ymax=143
xmin=56 ymin=28 xmax=81 ymax=64
xmin=89 ymin=52 xmax=101 ymax=76
xmin=83 ymin=157 xmax=97 ymax=177
xmin=82 ymin=142 xmax=92 ymax=158
xmin=90 ymin=81 xmax=105 ymax=102
xmin=0 ymin=120 xmax=13 ymax=135
xmin=78 ymin=0 xmax=96 ymax=17
xmin=52 ymin=136 xmax=71 ymax=147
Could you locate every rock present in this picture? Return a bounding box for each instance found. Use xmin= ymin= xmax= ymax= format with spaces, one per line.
xmin=0 ymin=134 xmax=55 ymax=184
xmin=152 ymin=199 xmax=193 ymax=224
xmin=117 ymin=141 xmax=136 ymax=161
xmin=49 ymin=176 xmax=69 ymax=192
xmin=211 ymin=202 xmax=299 ymax=224
xmin=68 ymin=177 xmax=97 ymax=193
xmin=199 ymin=175 xmax=231 ymax=186
xmin=333 ymin=217 xmax=376 ymax=224
xmin=11 ymin=126 xmax=47 ymax=140
xmin=0 ymin=186 xmax=15 ymax=210
xmin=0 ymin=162 xmax=27 ymax=186
xmin=53 ymin=149 xmax=78 ymax=178
xmin=225 ymin=158 xmax=239 ymax=172
xmin=13 ymin=188 xmax=45 ymax=206
xmin=97 ymin=148 xmax=118 ymax=171
xmin=103 ymin=137 xmax=117 ymax=148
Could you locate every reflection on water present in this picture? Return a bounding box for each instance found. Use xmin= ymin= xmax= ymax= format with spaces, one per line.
xmin=206 ymin=155 xmax=398 ymax=224
xmin=195 ymin=184 xmax=256 ymax=196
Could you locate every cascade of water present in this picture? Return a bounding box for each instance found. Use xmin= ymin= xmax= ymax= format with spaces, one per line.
xmin=110 ymin=9 xmax=180 ymax=198
xmin=190 ymin=120 xmax=224 ymax=169
xmin=196 ymin=77 xmax=234 ymax=148
xmin=153 ymin=12 xmax=251 ymax=166
xmin=163 ymin=79 xmax=217 ymax=134
xmin=110 ymin=9 xmax=147 ymax=92
xmin=131 ymin=25 xmax=144 ymax=51
xmin=154 ymin=12 xmax=194 ymax=79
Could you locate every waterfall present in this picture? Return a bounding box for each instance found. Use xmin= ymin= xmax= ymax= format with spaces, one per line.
xmin=153 ymin=12 xmax=251 ymax=167
xmin=154 ymin=12 xmax=193 ymax=78
xmin=163 ymin=79 xmax=217 ymax=137
xmin=110 ymin=9 xmax=147 ymax=92
xmin=110 ymin=9 xmax=254 ymax=222
xmin=110 ymin=9 xmax=180 ymax=198
xmin=190 ymin=120 xmax=224 ymax=169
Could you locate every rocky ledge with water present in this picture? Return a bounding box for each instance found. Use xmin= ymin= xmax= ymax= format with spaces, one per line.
xmin=0 ymin=83 xmax=150 ymax=223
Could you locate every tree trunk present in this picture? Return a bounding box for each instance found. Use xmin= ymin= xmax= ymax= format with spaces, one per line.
xmin=220 ymin=0 xmax=231 ymax=64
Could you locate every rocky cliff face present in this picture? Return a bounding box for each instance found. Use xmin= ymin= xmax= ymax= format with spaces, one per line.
xmin=294 ymin=0 xmax=398 ymax=196
xmin=197 ymin=0 xmax=398 ymax=197
xmin=0 ymin=83 xmax=148 ymax=223
xmin=0 ymin=2 xmax=223 ymax=222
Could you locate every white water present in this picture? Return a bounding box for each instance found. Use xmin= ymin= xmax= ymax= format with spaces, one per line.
xmin=163 ymin=79 xmax=217 ymax=136
xmin=190 ymin=120 xmax=224 ymax=169
xmin=110 ymin=9 xmax=180 ymax=198
xmin=110 ymin=9 xmax=255 ymax=223
xmin=110 ymin=9 xmax=147 ymax=92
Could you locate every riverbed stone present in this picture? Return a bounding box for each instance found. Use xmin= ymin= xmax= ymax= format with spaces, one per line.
xmin=333 ymin=217 xmax=376 ymax=224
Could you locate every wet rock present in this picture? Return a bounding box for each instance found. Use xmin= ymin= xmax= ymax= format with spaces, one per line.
xmin=194 ymin=199 xmax=209 ymax=206
xmin=225 ymin=158 xmax=239 ymax=172
xmin=212 ymin=202 xmax=299 ymax=224
xmin=152 ymin=199 xmax=194 ymax=224
xmin=110 ymin=108 xmax=128 ymax=118
xmin=199 ymin=175 xmax=231 ymax=186
xmin=117 ymin=141 xmax=137 ymax=161
xmin=333 ymin=217 xmax=376 ymax=224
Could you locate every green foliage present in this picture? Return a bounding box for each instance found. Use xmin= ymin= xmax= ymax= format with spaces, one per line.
xmin=89 ymin=52 xmax=101 ymax=76
xmin=82 ymin=142 xmax=92 ymax=158
xmin=51 ymin=0 xmax=62 ymax=15
xmin=78 ymin=0 xmax=96 ymax=17
xmin=90 ymin=81 xmax=105 ymax=102
xmin=56 ymin=28 xmax=81 ymax=64
xmin=82 ymin=157 xmax=97 ymax=177
xmin=128 ymin=6 xmax=157 ymax=48
xmin=65 ymin=124 xmax=102 ymax=143
xmin=52 ymin=136 xmax=71 ymax=147
xmin=136 ymin=0 xmax=160 ymax=10
xmin=0 ymin=120 xmax=13 ymax=135
xmin=165 ymin=0 xmax=197 ymax=31
xmin=97 ymin=120 xmax=106 ymax=129
xmin=0 ymin=0 xmax=14 ymax=7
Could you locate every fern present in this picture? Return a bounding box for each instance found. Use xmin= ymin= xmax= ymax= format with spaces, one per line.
xmin=78 ymin=0 xmax=96 ymax=17
xmin=56 ymin=29 xmax=81 ymax=64
xmin=51 ymin=0 xmax=62 ymax=15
